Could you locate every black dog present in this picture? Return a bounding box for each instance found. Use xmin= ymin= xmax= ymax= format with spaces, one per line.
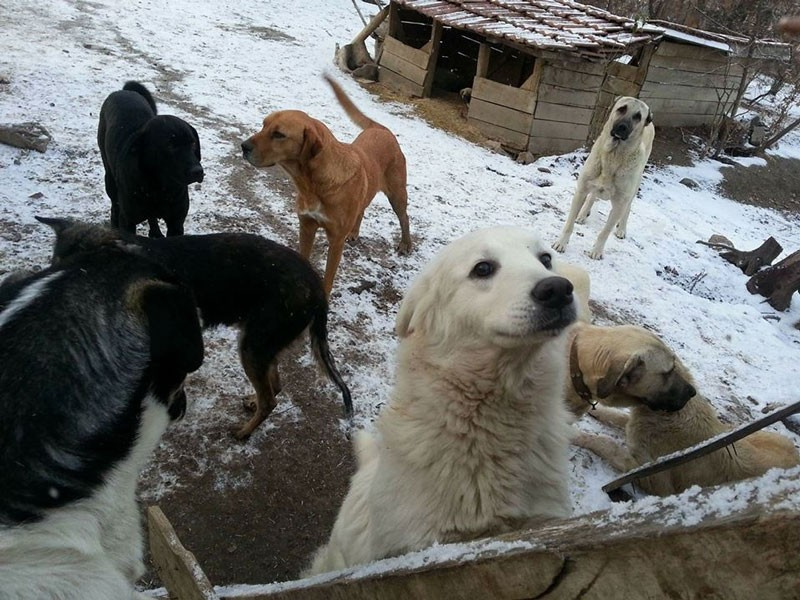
xmin=98 ymin=81 xmax=204 ymax=238
xmin=0 ymin=243 xmax=203 ymax=598
xmin=38 ymin=217 xmax=353 ymax=439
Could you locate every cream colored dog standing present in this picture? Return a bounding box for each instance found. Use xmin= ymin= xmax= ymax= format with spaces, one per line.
xmin=306 ymin=227 xmax=578 ymax=574
xmin=567 ymin=322 xmax=800 ymax=495
xmin=553 ymin=96 xmax=654 ymax=259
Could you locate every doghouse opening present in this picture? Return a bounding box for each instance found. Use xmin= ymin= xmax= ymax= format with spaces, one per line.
xmin=392 ymin=7 xmax=433 ymax=50
xmin=484 ymin=42 xmax=536 ymax=87
xmin=432 ymin=28 xmax=480 ymax=93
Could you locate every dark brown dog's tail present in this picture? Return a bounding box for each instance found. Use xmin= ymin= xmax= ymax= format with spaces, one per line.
xmin=310 ymin=303 xmax=353 ymax=418
xmin=324 ymin=74 xmax=384 ymax=131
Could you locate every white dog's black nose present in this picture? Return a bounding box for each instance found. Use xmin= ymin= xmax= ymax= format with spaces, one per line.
xmin=611 ymin=121 xmax=631 ymax=140
xmin=531 ymin=276 xmax=573 ymax=309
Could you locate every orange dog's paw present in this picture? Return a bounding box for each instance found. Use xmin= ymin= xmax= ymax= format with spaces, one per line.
xmin=396 ymin=239 xmax=412 ymax=255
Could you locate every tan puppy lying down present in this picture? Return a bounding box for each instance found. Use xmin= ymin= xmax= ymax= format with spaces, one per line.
xmin=567 ymin=322 xmax=800 ymax=495
xmin=305 ymin=226 xmax=578 ymax=574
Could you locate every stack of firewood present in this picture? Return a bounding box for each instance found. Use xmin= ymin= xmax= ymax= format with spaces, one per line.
xmin=699 ymin=235 xmax=800 ymax=326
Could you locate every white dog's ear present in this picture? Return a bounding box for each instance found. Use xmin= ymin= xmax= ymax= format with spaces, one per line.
xmin=396 ymin=275 xmax=441 ymax=339
xmin=645 ymin=110 xmax=653 ymax=125
xmin=597 ymin=355 xmax=644 ymax=398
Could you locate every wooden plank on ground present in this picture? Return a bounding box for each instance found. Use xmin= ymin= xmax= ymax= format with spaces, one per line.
xmin=148 ymin=505 xmax=218 ymax=600
xmin=467 ymin=98 xmax=533 ymax=135
xmin=379 ymin=67 xmax=424 ymax=97
xmin=225 ymin=470 xmax=800 ymax=599
xmin=471 ymin=77 xmax=536 ymax=113
xmin=468 ymin=118 xmax=529 ymax=149
xmin=537 ymin=83 xmax=597 ymax=108
xmin=534 ymin=101 xmax=594 ymax=125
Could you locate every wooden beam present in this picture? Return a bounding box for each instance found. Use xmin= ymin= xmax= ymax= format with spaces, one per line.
xmin=476 ymin=43 xmax=490 ymax=79
xmin=352 ymin=6 xmax=389 ymax=45
xmin=148 ymin=505 xmax=218 ymax=600
xmin=422 ymin=22 xmax=443 ymax=97
xmin=223 ymin=471 xmax=800 ymax=599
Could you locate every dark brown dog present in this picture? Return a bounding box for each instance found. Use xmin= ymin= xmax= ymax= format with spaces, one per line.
xmin=241 ymin=75 xmax=411 ymax=296
xmin=37 ymin=217 xmax=352 ymax=440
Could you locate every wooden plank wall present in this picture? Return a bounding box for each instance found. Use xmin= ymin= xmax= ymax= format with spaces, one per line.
xmin=379 ymin=35 xmax=431 ymax=97
xmin=640 ymin=41 xmax=744 ymax=127
xmin=467 ymin=76 xmax=537 ymax=150
xmin=527 ymin=60 xmax=604 ymax=155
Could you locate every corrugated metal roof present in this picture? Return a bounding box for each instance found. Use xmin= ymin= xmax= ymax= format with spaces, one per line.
xmin=394 ymin=0 xmax=661 ymax=59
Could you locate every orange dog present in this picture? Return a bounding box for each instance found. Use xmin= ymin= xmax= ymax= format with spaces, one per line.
xmin=241 ymin=76 xmax=412 ymax=296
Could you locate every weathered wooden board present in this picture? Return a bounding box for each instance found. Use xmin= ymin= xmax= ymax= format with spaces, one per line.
xmin=378 ymin=67 xmax=424 ymax=97
xmin=541 ymin=65 xmax=604 ymax=91
xmin=380 ymin=48 xmax=428 ymax=86
xmin=651 ymin=113 xmax=721 ymax=127
xmin=645 ymin=65 xmax=742 ymax=88
xmin=468 ymin=98 xmax=533 ymax=135
xmin=602 ymin=76 xmax=640 ymax=97
xmin=645 ymin=97 xmax=733 ymax=114
xmin=541 ymin=59 xmax=605 ymax=77
xmin=537 ymin=83 xmax=597 ymax=108
xmin=471 ymin=77 xmax=536 ymax=114
xmin=148 ymin=505 xmax=218 ymax=600
xmin=383 ymin=35 xmax=429 ymax=70
xmin=534 ymin=101 xmax=594 ymax=125
xmin=531 ymin=119 xmax=589 ymax=141
xmin=606 ymin=61 xmax=638 ymax=80
xmin=641 ymin=81 xmax=740 ymax=102
xmin=469 ymin=118 xmax=529 ymax=149
xmin=649 ymin=53 xmax=744 ymax=76
xmin=527 ymin=136 xmax=586 ymax=155
xmin=226 ymin=468 xmax=800 ymax=599
xmin=657 ymin=41 xmax=730 ymax=61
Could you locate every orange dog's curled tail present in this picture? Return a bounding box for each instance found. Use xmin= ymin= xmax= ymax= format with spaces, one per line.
xmin=324 ymin=74 xmax=386 ymax=131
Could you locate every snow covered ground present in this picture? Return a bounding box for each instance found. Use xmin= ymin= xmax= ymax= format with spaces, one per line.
xmin=1 ymin=0 xmax=799 ymax=590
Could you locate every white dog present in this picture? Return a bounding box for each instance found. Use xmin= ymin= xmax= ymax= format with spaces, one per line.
xmin=553 ymin=96 xmax=654 ymax=259
xmin=306 ymin=226 xmax=577 ymax=574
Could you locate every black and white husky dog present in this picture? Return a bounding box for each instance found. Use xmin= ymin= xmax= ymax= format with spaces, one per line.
xmin=0 ymin=244 xmax=204 ymax=599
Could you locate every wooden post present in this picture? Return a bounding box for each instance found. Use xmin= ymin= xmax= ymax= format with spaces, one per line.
xmin=476 ymin=43 xmax=490 ymax=79
xmin=421 ymin=22 xmax=443 ymax=97
xmin=352 ymin=5 xmax=389 ymax=45
xmin=148 ymin=505 xmax=218 ymax=600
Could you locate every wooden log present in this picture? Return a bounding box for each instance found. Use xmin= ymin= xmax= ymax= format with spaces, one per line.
xmin=717 ymin=236 xmax=783 ymax=276
xmin=746 ymin=249 xmax=800 ymax=311
xmin=351 ymin=5 xmax=389 ymax=45
xmin=225 ymin=471 xmax=800 ymax=599
xmin=148 ymin=505 xmax=219 ymax=600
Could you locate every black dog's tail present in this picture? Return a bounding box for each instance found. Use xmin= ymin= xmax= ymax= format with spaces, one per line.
xmin=123 ymin=81 xmax=157 ymax=114
xmin=309 ymin=304 xmax=353 ymax=419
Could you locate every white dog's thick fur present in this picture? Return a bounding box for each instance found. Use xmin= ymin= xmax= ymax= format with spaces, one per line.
xmin=0 ymin=397 xmax=168 ymax=600
xmin=553 ymin=96 xmax=654 ymax=259
xmin=306 ymin=227 xmax=577 ymax=574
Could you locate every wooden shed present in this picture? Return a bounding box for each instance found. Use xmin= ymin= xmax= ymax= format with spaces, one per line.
xmin=377 ymin=0 xmax=661 ymax=156
xmin=640 ymin=21 xmax=792 ymax=128
xmin=374 ymin=1 xmax=791 ymax=156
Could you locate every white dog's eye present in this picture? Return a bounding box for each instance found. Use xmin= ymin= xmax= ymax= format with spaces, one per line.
xmin=539 ymin=253 xmax=553 ymax=269
xmin=633 ymin=112 xmax=642 ymax=121
xmin=470 ymin=260 xmax=496 ymax=279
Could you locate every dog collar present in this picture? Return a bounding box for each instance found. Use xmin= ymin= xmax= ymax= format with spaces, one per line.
xmin=569 ymin=337 xmax=596 ymax=409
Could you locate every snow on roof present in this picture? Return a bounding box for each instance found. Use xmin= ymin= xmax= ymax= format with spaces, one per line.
xmin=394 ymin=0 xmax=661 ymax=59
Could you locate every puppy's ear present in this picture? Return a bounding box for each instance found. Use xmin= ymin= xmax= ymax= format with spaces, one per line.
xmin=645 ymin=110 xmax=653 ymax=126
xmin=597 ymin=355 xmax=644 ymax=398
xmin=395 ymin=274 xmax=443 ymax=340
xmin=135 ymin=281 xmax=204 ymax=375
xmin=301 ymin=122 xmax=324 ymax=160
xmin=189 ymin=124 xmax=201 ymax=162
